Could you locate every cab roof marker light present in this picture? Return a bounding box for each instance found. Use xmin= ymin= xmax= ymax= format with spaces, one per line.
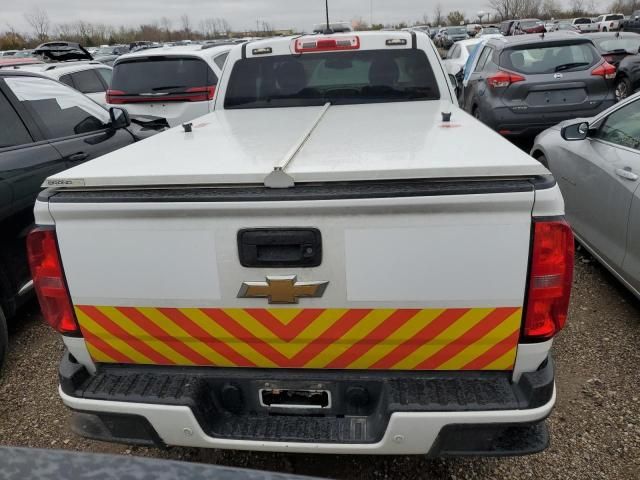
xmin=252 ymin=47 xmax=272 ymax=55
xmin=293 ymin=35 xmax=360 ymax=53
xmin=386 ymin=39 xmax=408 ymax=46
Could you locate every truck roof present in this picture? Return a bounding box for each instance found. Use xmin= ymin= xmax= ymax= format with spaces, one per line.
xmin=44 ymin=101 xmax=547 ymax=189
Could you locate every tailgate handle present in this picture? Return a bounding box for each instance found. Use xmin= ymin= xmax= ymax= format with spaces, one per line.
xmin=238 ymin=228 xmax=322 ymax=268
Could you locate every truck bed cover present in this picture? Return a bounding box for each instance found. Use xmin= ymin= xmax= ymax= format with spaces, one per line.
xmin=44 ymin=101 xmax=547 ymax=189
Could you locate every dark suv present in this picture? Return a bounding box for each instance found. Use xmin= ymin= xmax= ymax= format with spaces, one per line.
xmin=462 ymin=33 xmax=617 ymax=137
xmin=0 ymin=70 xmax=149 ymax=370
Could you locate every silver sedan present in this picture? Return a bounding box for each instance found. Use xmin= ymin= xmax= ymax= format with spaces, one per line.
xmin=531 ymin=94 xmax=640 ymax=298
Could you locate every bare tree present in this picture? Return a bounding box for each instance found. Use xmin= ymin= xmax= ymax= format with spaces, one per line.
xmin=180 ymin=14 xmax=191 ymax=35
xmin=217 ymin=18 xmax=232 ymax=37
xmin=24 ymin=7 xmax=50 ymax=42
xmin=433 ymin=3 xmax=444 ymax=26
xmin=160 ymin=16 xmax=172 ymax=40
xmin=352 ymin=17 xmax=369 ymax=31
xmin=569 ymin=0 xmax=585 ymax=15
xmin=541 ymin=0 xmax=561 ymax=18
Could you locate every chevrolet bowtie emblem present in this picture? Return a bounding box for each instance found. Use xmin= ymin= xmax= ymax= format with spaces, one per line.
xmin=238 ymin=275 xmax=329 ymax=304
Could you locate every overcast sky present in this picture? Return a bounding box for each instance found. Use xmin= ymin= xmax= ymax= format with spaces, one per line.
xmin=4 ymin=0 xmax=609 ymax=34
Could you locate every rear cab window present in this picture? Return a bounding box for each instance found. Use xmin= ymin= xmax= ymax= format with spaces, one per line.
xmin=111 ymin=56 xmax=218 ymax=97
xmin=224 ymin=49 xmax=440 ymax=109
xmin=501 ymin=42 xmax=598 ymax=74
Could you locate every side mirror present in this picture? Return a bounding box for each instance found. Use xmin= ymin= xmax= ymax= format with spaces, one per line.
xmin=109 ymin=107 xmax=131 ymax=129
xmin=561 ymin=121 xmax=590 ymax=141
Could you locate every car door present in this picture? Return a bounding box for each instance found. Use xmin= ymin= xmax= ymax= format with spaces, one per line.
xmin=623 ymin=179 xmax=640 ymax=294
xmin=462 ymin=45 xmax=492 ymax=112
xmin=3 ymin=75 xmax=134 ymax=172
xmin=0 ymin=79 xmax=63 ymax=219
xmin=561 ymin=98 xmax=640 ymax=269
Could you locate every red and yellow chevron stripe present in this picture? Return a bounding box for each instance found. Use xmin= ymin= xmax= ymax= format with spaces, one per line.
xmin=74 ymin=306 xmax=522 ymax=371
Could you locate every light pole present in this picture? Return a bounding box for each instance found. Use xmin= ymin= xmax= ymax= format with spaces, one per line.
xmin=370 ymin=0 xmax=373 ymax=27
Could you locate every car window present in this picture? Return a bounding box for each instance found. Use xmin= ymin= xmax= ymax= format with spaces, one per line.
xmin=59 ymin=74 xmax=75 ymax=88
xmin=0 ymin=91 xmax=32 ymax=148
xmin=112 ymin=57 xmax=217 ymax=94
xmin=224 ymin=50 xmax=440 ymax=109
xmin=4 ymin=76 xmax=110 ymax=140
xmin=447 ymin=45 xmax=460 ymax=59
xmin=596 ymin=99 xmax=640 ymax=150
xmin=596 ymin=37 xmax=640 ymax=53
xmin=595 ymin=16 xmax=604 ymax=22
xmin=214 ymin=53 xmax=228 ymax=70
xmin=474 ymin=47 xmax=492 ymax=72
xmin=501 ymin=43 xmax=597 ymax=74
xmin=72 ymin=69 xmax=105 ymax=93
xmin=96 ymin=68 xmax=113 ymax=87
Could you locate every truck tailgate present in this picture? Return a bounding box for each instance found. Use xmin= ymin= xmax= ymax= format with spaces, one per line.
xmin=50 ymin=184 xmax=534 ymax=371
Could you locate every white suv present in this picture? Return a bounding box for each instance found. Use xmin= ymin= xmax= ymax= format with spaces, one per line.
xmin=10 ymin=62 xmax=112 ymax=106
xmin=106 ymin=44 xmax=232 ymax=127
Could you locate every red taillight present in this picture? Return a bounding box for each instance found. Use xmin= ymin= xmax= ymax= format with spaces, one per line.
xmin=27 ymin=228 xmax=80 ymax=336
xmin=185 ymin=85 xmax=216 ymax=101
xmin=487 ymin=70 xmax=526 ymax=88
xmin=592 ymin=61 xmax=616 ymax=80
xmin=107 ymin=86 xmax=215 ymax=104
xmin=106 ymin=89 xmax=126 ymax=104
xmin=523 ymin=219 xmax=574 ymax=342
xmin=294 ymin=35 xmax=360 ymax=53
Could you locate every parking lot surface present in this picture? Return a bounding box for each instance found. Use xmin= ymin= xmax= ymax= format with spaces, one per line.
xmin=1 ymin=251 xmax=639 ymax=480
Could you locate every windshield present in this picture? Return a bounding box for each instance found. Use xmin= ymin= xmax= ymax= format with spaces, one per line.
xmin=595 ymin=37 xmax=640 ymax=53
xmin=447 ymin=27 xmax=467 ymax=34
xmin=481 ymin=28 xmax=500 ymax=34
xmin=112 ymin=57 xmax=217 ymax=94
xmin=574 ymin=18 xmax=592 ymax=24
xmin=501 ymin=43 xmax=598 ymax=74
xmin=606 ymin=15 xmax=624 ymax=20
xmin=224 ymin=50 xmax=440 ymax=109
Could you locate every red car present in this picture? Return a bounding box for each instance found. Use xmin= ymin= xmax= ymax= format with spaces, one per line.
xmin=512 ymin=19 xmax=546 ymax=35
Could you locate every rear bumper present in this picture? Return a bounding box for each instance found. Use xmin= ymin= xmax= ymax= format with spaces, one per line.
xmin=481 ymin=100 xmax=616 ymax=137
xmin=59 ymin=351 xmax=556 ymax=456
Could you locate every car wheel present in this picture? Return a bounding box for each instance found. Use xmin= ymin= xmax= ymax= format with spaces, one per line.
xmin=0 ymin=306 xmax=7 ymax=375
xmin=615 ymin=77 xmax=632 ymax=102
xmin=537 ymin=154 xmax=549 ymax=169
xmin=602 ymin=27 xmax=608 ymax=32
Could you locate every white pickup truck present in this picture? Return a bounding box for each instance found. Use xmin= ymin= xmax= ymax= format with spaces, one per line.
xmin=29 ymin=31 xmax=573 ymax=456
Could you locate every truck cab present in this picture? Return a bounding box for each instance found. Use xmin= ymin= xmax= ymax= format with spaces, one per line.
xmin=30 ymin=31 xmax=572 ymax=456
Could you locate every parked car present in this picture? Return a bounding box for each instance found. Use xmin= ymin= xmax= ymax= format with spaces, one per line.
xmin=92 ymin=45 xmax=130 ymax=66
xmin=611 ymin=49 xmax=640 ymax=101
xmin=511 ymin=19 xmax=546 ymax=35
xmin=584 ymin=31 xmax=640 ymax=71
xmin=572 ymin=17 xmax=599 ymax=33
xmin=462 ymin=33 xmax=616 ymax=138
xmin=531 ymin=93 xmax=640 ymax=299
xmin=0 ymin=58 xmax=43 ymax=68
xmin=0 ymin=50 xmax=18 ymax=57
xmin=107 ymin=44 xmax=232 ymax=127
xmin=437 ymin=26 xmax=469 ymax=48
xmin=553 ymin=22 xmax=581 ymax=33
xmin=443 ymin=38 xmax=484 ymax=76
xmin=476 ymin=26 xmax=502 ymax=37
xmin=500 ymin=20 xmax=517 ymax=35
xmin=33 ymin=42 xmax=93 ymax=63
xmin=36 ymin=31 xmax=566 ymax=458
xmin=620 ymin=10 xmax=640 ymax=33
xmin=12 ymin=62 xmax=112 ymax=106
xmin=594 ymin=13 xmax=625 ymax=32
xmin=0 ymin=69 xmax=159 ymax=372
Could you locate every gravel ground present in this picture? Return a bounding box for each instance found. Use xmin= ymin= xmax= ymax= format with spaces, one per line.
xmin=1 ymin=249 xmax=639 ymax=479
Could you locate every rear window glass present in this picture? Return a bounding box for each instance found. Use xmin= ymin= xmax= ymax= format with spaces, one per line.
xmin=520 ymin=20 xmax=543 ymax=28
xmin=595 ymin=37 xmax=640 ymax=53
xmin=447 ymin=27 xmax=467 ymax=35
xmin=574 ymin=18 xmax=591 ymax=24
xmin=224 ymin=50 xmax=440 ymax=109
xmin=112 ymin=57 xmax=217 ymax=94
xmin=501 ymin=43 xmax=598 ymax=74
xmin=606 ymin=15 xmax=624 ymax=20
